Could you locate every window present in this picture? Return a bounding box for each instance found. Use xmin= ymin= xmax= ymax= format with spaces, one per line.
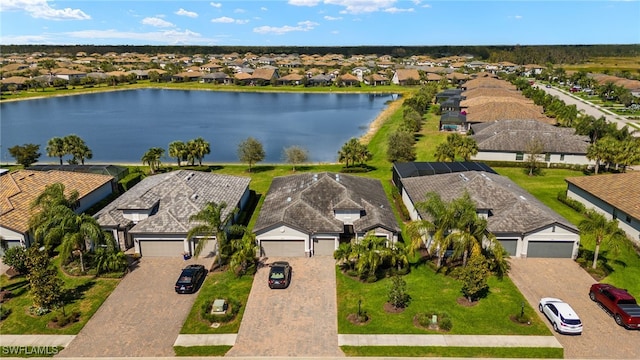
xmin=516 ymin=152 xmax=524 ymax=161
xmin=560 ymin=154 xmax=565 ymax=161
xmin=626 ymin=215 xmax=632 ymax=223
xmin=545 ymin=153 xmax=551 ymax=162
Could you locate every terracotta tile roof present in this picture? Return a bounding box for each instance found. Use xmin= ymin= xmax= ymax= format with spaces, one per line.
xmin=251 ymin=68 xmax=277 ymax=80
xmin=460 ymin=95 xmax=533 ymax=108
xmin=565 ymin=172 xmax=640 ymax=220
xmin=0 ymin=170 xmax=113 ymax=234
xmin=338 ymin=73 xmax=359 ymax=82
xmin=466 ymin=102 xmax=554 ymax=124
xmin=395 ymin=69 xmax=420 ymax=81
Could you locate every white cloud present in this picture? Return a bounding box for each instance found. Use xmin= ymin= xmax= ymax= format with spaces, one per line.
xmin=141 ymin=17 xmax=174 ymax=28
xmin=261 ymin=7 xmax=268 ymax=11
xmin=63 ymin=29 xmax=211 ymax=45
xmin=234 ymin=8 xmax=246 ymax=13
xmin=324 ymin=15 xmax=343 ymax=20
xmin=211 ymin=16 xmax=248 ymax=24
xmin=288 ymin=0 xmax=322 ymax=6
xmin=1 ymin=0 xmax=91 ymax=20
xmin=0 ymin=34 xmax=50 ymax=44
xmin=509 ymin=15 xmax=523 ymax=19
xmin=176 ymin=8 xmax=198 ymax=18
xmin=325 ymin=0 xmax=397 ymax=14
xmin=253 ymin=20 xmax=319 ymax=35
xmin=384 ymin=7 xmax=414 ymax=13
xmin=210 ymin=2 xmax=222 ymax=8
xmin=422 ymin=4 xmax=431 ymax=8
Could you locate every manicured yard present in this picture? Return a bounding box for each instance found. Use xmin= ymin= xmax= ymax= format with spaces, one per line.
xmin=337 ymin=264 xmax=549 ymax=335
xmin=0 ymin=265 xmax=120 ymax=334
xmin=179 ymin=269 xmax=253 ymax=334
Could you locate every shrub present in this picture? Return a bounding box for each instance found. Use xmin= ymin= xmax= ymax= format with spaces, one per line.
xmin=439 ymin=316 xmax=453 ymax=331
xmin=387 ymin=275 xmax=411 ymax=309
xmin=118 ymin=172 xmax=144 ymax=191
xmin=2 ymin=246 xmax=28 ymax=274
xmin=416 ymin=311 xmax=452 ymax=331
xmin=52 ymin=311 xmax=80 ymax=327
xmin=340 ymin=166 xmax=370 ymax=173
xmin=557 ymin=191 xmax=586 ymax=213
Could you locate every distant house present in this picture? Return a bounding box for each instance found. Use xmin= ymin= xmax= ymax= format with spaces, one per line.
xmin=393 ymin=162 xmax=580 ymax=259
xmin=172 ymin=71 xmax=203 ymax=82
xmin=251 ymin=68 xmax=279 ymax=85
xmin=364 ymin=74 xmax=389 ymax=86
xmin=254 ymin=172 xmax=400 ymax=257
xmin=94 ymin=171 xmax=251 ymax=257
xmin=53 ymin=68 xmax=86 ymax=81
xmin=336 ymin=73 xmax=360 ymax=86
xmin=470 ymin=119 xmax=592 ymax=165
xmin=201 ymin=72 xmax=232 ymax=84
xmin=0 ymin=170 xmax=114 ymax=255
xmin=307 ymin=74 xmax=333 ymax=87
xmin=276 ymin=73 xmax=305 ymax=86
xmin=439 ymin=112 xmax=467 ymax=132
xmin=565 ymin=172 xmax=640 ymax=246
xmin=392 ymin=69 xmax=421 ymax=85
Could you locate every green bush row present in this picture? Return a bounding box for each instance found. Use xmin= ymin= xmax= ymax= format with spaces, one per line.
xmin=118 ymin=172 xmax=144 ymax=191
xmin=557 ymin=191 xmax=586 ymax=213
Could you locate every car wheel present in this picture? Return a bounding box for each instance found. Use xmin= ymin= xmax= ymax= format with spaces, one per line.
xmin=538 ymin=303 xmax=543 ymax=312
xmin=589 ymin=291 xmax=596 ymax=302
xmin=552 ymin=322 xmax=559 ymax=333
xmin=615 ymin=314 xmax=624 ymax=327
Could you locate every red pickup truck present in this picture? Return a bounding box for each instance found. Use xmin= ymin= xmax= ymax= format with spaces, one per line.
xmin=589 ymin=283 xmax=640 ymax=329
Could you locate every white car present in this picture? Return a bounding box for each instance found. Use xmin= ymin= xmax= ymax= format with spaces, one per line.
xmin=538 ymin=298 xmax=583 ymax=335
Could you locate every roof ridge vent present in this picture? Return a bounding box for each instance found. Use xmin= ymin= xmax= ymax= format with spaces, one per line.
xmin=190 ymin=193 xmax=199 ymax=201
xmin=459 ymin=173 xmax=468 ymax=181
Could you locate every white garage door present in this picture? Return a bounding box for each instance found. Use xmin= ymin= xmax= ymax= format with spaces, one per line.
xmin=260 ymin=240 xmax=305 ymax=257
xmin=192 ymin=238 xmax=217 ymax=259
xmin=139 ymin=240 xmax=185 ymax=257
xmin=527 ymin=241 xmax=574 ymax=258
xmin=313 ymin=238 xmax=336 ymax=256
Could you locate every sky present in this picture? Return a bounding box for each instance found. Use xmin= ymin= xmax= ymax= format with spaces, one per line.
xmin=0 ymin=0 xmax=639 ymax=46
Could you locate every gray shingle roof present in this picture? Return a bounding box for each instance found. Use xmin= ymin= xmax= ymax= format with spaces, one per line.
xmin=401 ymin=171 xmax=577 ymax=235
xmin=254 ymin=172 xmax=399 ymax=235
xmin=471 ymin=120 xmax=589 ymax=154
xmin=94 ymin=170 xmax=250 ymax=234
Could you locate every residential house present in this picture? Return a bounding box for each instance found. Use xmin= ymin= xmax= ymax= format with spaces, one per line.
xmin=251 ymin=68 xmax=279 ymax=85
xmin=565 ymin=172 xmax=640 ymax=246
xmin=470 ymin=120 xmax=592 ymax=165
xmin=253 ymin=172 xmax=400 ymax=257
xmin=201 ymin=72 xmax=232 ymax=84
xmin=53 ymin=68 xmax=86 ymax=82
xmin=336 ymin=73 xmax=360 ymax=86
xmin=276 ymin=73 xmax=305 ymax=86
xmin=172 ymin=71 xmax=203 ymax=82
xmin=307 ymin=74 xmax=333 ymax=87
xmin=364 ymin=74 xmax=389 ymax=86
xmin=94 ymin=171 xmax=251 ymax=257
xmin=0 ymin=170 xmax=114 ymax=255
xmin=393 ymin=162 xmax=580 ymax=259
xmin=392 ymin=69 xmax=421 ymax=85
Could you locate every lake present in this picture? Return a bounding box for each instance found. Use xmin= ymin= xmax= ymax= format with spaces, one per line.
xmin=0 ymin=89 xmax=397 ymax=164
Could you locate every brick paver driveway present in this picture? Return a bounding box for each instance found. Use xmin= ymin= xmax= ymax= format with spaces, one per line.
xmin=226 ymin=256 xmax=344 ymax=357
xmin=509 ymin=258 xmax=640 ymax=359
xmin=58 ymin=257 xmax=212 ymax=357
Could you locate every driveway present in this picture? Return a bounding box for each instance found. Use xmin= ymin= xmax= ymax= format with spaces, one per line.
xmin=509 ymin=258 xmax=640 ymax=359
xmin=57 ymin=257 xmax=212 ymax=357
xmin=225 ymin=256 xmax=344 ymax=357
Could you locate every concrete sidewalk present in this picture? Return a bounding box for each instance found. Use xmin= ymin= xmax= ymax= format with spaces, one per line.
xmin=0 ymin=335 xmax=75 ymax=347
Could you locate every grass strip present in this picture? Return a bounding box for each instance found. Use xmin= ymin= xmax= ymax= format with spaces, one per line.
xmin=173 ymin=345 xmax=231 ymax=357
xmin=341 ymin=345 xmax=563 ymax=358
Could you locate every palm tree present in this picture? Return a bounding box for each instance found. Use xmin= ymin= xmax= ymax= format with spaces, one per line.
xmin=415 ymin=192 xmax=459 ymax=267
xmin=579 ymin=210 xmax=627 ymax=269
xmin=141 ymin=147 xmax=164 ymax=174
xmin=29 ymin=183 xmax=80 ymax=249
xmin=46 ymin=137 xmax=66 ymax=165
xmin=434 ymin=142 xmax=455 ymax=162
xmin=168 ymin=141 xmax=187 ymax=167
xmin=228 ymin=232 xmax=257 ymax=277
xmin=186 ymin=201 xmax=239 ymax=266
xmin=63 ymin=134 xmax=93 ymax=165
xmin=188 ymin=137 xmax=211 ymax=166
xmin=450 ymin=193 xmax=485 ymax=266
xmin=455 ymin=136 xmax=479 ymax=161
xmin=58 ymin=211 xmax=106 ymax=272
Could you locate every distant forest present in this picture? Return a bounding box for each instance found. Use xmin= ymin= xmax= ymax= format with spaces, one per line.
xmin=2 ymin=44 xmax=639 ymax=64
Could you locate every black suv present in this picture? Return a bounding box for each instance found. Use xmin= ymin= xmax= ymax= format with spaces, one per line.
xmin=175 ymin=264 xmax=206 ymax=294
xmin=268 ymin=261 xmax=292 ymax=289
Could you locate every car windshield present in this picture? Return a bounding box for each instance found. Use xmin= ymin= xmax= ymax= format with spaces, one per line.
xmin=178 ymin=275 xmax=193 ymax=284
xmin=270 ymin=268 xmax=285 ymax=279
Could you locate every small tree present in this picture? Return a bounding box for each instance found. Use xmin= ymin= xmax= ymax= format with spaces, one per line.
xmin=460 ymin=250 xmax=490 ymax=302
xmin=524 ymin=138 xmax=544 ymax=176
xmin=2 ymin=246 xmax=28 ymax=274
xmin=387 ymin=130 xmax=416 ymax=163
xmin=387 ymin=275 xmax=411 ymax=310
xmin=8 ymin=144 xmax=41 ymax=167
xmin=24 ymin=247 xmax=63 ymax=312
xmin=237 ymin=137 xmax=265 ymax=172
xmin=579 ymin=210 xmax=627 ymax=269
xmin=283 ymin=145 xmax=308 ymax=172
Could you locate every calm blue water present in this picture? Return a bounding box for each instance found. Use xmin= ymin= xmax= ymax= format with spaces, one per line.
xmin=0 ymin=89 xmax=397 ymax=164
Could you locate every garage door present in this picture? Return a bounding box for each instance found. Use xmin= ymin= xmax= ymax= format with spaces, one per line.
xmin=498 ymin=239 xmax=518 ymax=256
xmin=139 ymin=240 xmax=185 ymax=257
xmin=527 ymin=241 xmax=574 ymax=258
xmin=313 ymin=238 xmax=336 ymax=256
xmin=193 ymin=239 xmax=217 ymax=259
xmin=260 ymin=240 xmax=305 ymax=257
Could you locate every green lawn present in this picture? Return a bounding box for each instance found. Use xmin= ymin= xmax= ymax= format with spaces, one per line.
xmin=179 ymin=269 xmax=253 ymax=334
xmin=0 ymin=265 xmax=120 ymax=334
xmin=341 ymin=346 xmax=563 ymax=358
xmin=174 ymin=345 xmax=231 ymax=357
xmin=337 ymin=265 xmax=549 ymax=335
